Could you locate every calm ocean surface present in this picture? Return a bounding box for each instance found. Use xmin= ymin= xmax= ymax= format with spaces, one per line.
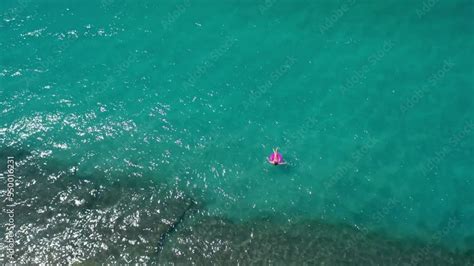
xmin=1 ymin=0 xmax=473 ymax=264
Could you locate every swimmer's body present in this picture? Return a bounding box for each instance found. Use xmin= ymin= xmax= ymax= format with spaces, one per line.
xmin=268 ymin=147 xmax=286 ymax=165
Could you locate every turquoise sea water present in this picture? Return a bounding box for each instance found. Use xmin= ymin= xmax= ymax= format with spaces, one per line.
xmin=1 ymin=0 xmax=473 ymax=263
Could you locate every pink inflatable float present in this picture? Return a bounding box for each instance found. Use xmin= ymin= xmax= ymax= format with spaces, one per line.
xmin=268 ymin=148 xmax=285 ymax=165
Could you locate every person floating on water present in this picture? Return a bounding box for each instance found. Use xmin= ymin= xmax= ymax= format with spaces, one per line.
xmin=268 ymin=147 xmax=286 ymax=165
